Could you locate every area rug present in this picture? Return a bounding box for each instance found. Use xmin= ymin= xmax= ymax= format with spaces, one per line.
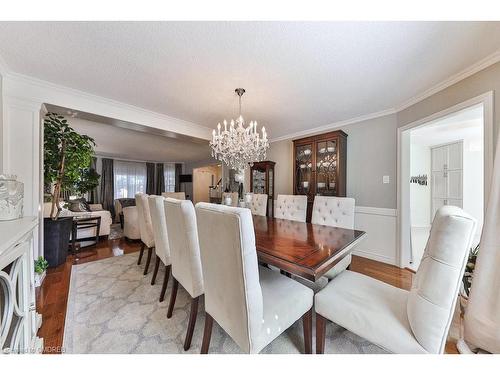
xmin=63 ymin=252 xmax=386 ymax=354
xmin=108 ymin=223 xmax=123 ymax=240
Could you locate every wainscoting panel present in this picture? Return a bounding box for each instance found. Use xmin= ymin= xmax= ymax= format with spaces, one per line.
xmin=353 ymin=206 xmax=398 ymax=265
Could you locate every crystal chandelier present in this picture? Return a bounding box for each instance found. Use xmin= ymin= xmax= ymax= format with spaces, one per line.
xmin=210 ymin=88 xmax=269 ymax=170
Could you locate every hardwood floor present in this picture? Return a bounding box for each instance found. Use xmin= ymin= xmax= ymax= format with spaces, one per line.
xmin=35 ymin=238 xmax=458 ymax=354
xmin=35 ymin=237 xmax=139 ymax=353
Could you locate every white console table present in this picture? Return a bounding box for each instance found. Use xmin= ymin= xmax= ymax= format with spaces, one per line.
xmin=0 ymin=216 xmax=43 ymax=354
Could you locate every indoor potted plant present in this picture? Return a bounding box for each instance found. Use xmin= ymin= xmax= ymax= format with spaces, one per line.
xmin=43 ymin=112 xmax=98 ymax=267
xmin=34 ymin=256 xmax=49 ymax=286
xmin=460 ymin=243 xmax=480 ymax=312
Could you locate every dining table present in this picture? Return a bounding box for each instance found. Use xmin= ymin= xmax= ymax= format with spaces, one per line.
xmin=252 ymin=215 xmax=366 ymax=282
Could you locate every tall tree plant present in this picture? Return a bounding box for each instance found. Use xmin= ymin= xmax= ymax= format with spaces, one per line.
xmin=44 ymin=112 xmax=98 ymax=220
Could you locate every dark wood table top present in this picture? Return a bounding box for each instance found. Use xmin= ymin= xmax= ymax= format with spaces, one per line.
xmin=253 ymin=215 xmax=366 ymax=282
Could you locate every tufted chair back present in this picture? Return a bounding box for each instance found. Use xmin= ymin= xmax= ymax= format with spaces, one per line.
xmin=311 ymin=196 xmax=355 ymax=229
xmin=248 ymin=193 xmax=268 ymax=216
xmin=135 ymin=193 xmax=155 ymax=248
xmin=161 ymin=192 xmax=186 ymax=200
xmin=274 ymin=195 xmax=307 ymax=222
xmin=163 ymin=198 xmax=204 ymax=298
xmin=147 ymin=195 xmax=171 ymax=266
xmin=222 ymin=192 xmax=239 ymax=207
xmin=196 ymin=202 xmax=263 ymax=353
xmin=407 ymin=206 xmax=476 ymax=353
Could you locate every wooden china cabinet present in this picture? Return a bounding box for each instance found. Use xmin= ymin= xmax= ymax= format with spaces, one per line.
xmin=293 ymin=130 xmax=347 ymax=222
xmin=250 ymin=161 xmax=275 ymax=217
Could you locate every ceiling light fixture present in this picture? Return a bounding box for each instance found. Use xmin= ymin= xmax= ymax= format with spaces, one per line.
xmin=210 ymin=88 xmax=269 ymax=170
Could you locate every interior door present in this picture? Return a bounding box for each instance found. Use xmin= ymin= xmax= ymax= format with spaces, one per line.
xmin=431 ymin=141 xmax=463 ymax=219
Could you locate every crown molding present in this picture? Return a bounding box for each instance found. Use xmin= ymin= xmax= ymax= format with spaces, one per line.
xmin=271 ymin=49 xmax=500 ymax=142
xmin=270 ymin=108 xmax=397 ymax=142
xmin=3 ymin=70 xmax=213 ymax=140
xmin=396 ymin=49 xmax=500 ymax=112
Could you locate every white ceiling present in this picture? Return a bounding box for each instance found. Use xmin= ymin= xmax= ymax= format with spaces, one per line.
xmin=411 ymin=105 xmax=483 ymax=147
xmin=1 ymin=22 xmax=500 ymax=139
xmin=67 ymin=117 xmax=211 ymax=163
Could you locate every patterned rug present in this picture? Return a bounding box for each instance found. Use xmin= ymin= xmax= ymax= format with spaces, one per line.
xmin=108 ymin=224 xmax=123 ymax=240
xmin=63 ymin=252 xmax=386 ymax=354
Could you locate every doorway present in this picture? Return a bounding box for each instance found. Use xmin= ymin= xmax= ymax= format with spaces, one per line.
xmin=192 ymin=164 xmax=222 ymax=204
xmin=398 ymin=92 xmax=494 ymax=269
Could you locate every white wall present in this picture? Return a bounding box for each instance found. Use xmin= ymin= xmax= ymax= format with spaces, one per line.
xmin=410 ymin=119 xmax=484 ymax=241
xmin=409 ymin=143 xmax=431 ymax=227
xmin=463 ymin=135 xmax=484 ymax=241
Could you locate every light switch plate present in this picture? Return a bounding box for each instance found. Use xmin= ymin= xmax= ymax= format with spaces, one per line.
xmin=383 ymin=175 xmax=390 ymax=184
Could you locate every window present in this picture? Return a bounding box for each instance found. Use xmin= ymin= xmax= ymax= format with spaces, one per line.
xmin=114 ymin=161 xmax=147 ymax=199
xmin=164 ymin=163 xmax=176 ymax=192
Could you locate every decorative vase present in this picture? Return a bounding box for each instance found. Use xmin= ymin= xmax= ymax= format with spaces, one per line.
xmin=0 ymin=174 xmax=24 ymax=221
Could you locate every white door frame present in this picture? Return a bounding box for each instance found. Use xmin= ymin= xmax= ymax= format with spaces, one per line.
xmin=397 ymin=91 xmax=494 ymax=268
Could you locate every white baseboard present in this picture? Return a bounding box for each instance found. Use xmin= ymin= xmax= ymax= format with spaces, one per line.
xmin=352 ymin=249 xmax=397 ymax=265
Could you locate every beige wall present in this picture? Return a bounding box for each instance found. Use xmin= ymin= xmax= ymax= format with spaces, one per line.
xmin=268 ymin=114 xmax=398 ymax=208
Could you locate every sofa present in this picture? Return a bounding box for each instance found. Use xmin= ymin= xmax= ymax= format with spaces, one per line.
xmin=122 ymin=205 xmax=141 ymax=240
xmin=43 ymin=202 xmax=112 ymax=239
xmin=114 ymin=198 xmax=136 ymax=223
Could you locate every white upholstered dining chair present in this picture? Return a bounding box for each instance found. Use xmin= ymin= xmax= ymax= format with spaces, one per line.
xmin=161 ymin=191 xmax=186 ymax=200
xmin=274 ymin=194 xmax=307 ymax=222
xmin=195 ymin=202 xmax=314 ymax=354
xmin=163 ymin=198 xmax=204 ymax=351
xmin=135 ymin=193 xmax=155 ymax=275
xmin=147 ymin=195 xmax=172 ymax=302
xmin=315 ymin=206 xmax=476 ymax=354
xmin=311 ymin=196 xmax=356 ymax=279
xmin=247 ymin=193 xmax=268 ymax=216
xmin=222 ymin=192 xmax=239 ymax=207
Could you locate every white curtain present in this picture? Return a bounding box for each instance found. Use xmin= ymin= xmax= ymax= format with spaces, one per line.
xmin=114 ymin=160 xmax=147 ymax=199
xmin=462 ymin=133 xmax=500 ymax=353
xmin=164 ymin=163 xmax=175 ymax=192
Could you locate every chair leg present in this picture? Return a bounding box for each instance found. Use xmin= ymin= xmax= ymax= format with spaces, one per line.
xmin=159 ymin=265 xmax=171 ymax=302
xmin=151 ymin=255 xmax=160 ymax=285
xmin=184 ymin=296 xmax=200 ymax=351
xmin=137 ymin=242 xmax=145 ymax=265
xmin=201 ymin=313 xmax=214 ymax=354
xmin=167 ymin=277 xmax=179 ymax=318
xmin=143 ymin=247 xmax=153 ymax=275
xmin=280 ymin=270 xmax=291 ymax=278
xmin=302 ymin=308 xmax=312 ymax=354
xmin=316 ymin=313 xmax=327 ymax=354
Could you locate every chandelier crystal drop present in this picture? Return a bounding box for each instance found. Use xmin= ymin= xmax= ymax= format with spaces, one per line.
xmin=210 ymin=88 xmax=269 ymax=170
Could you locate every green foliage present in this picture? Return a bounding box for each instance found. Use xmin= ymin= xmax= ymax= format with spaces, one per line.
xmin=44 ymin=112 xmax=100 ymax=211
xmin=462 ymin=243 xmax=479 ymax=298
xmin=34 ymin=256 xmax=49 ymax=275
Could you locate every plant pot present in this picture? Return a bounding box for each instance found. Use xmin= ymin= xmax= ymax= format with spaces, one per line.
xmin=43 ymin=216 xmax=72 ymax=268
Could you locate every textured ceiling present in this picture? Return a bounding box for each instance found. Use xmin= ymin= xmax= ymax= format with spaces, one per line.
xmin=1 ymin=22 xmax=500 ymax=139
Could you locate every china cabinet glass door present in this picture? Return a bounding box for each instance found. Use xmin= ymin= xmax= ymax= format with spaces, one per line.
xmin=315 ymin=139 xmax=338 ymax=196
xmin=252 ymin=170 xmax=266 ymax=194
xmin=295 ymin=143 xmax=314 ymax=200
